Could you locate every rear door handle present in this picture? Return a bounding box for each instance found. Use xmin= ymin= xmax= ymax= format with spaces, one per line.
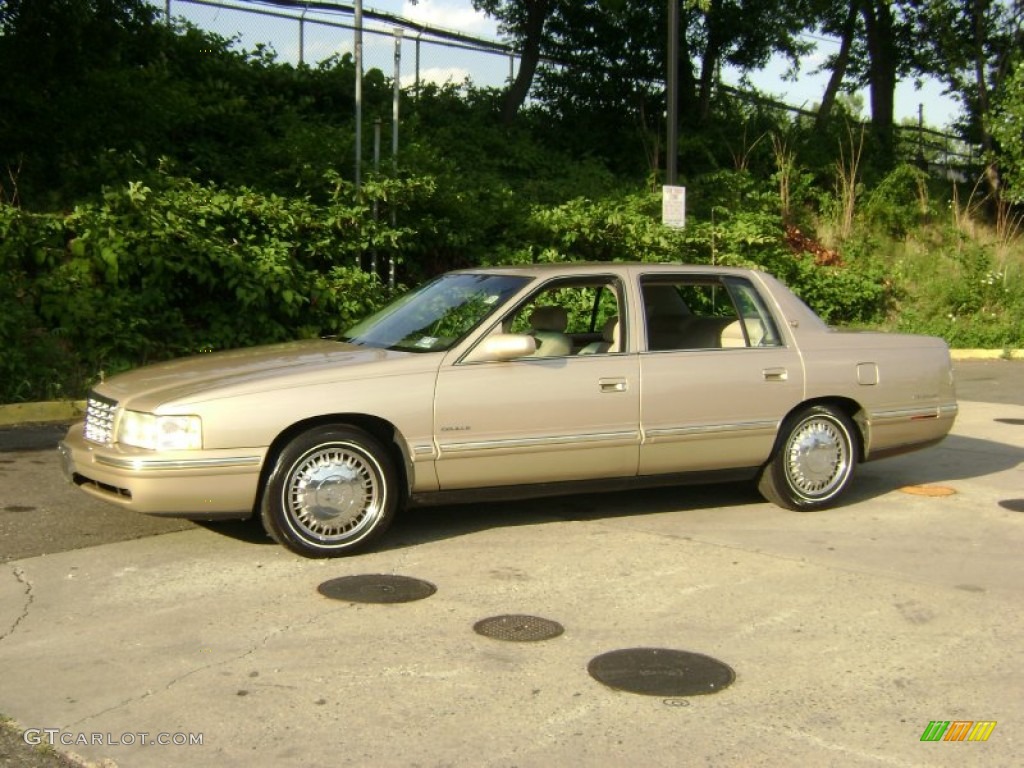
xmin=599 ymin=377 xmax=629 ymax=393
xmin=763 ymin=367 xmax=788 ymax=381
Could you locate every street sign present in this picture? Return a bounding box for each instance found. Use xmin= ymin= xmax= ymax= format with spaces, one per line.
xmin=662 ymin=185 xmax=686 ymax=229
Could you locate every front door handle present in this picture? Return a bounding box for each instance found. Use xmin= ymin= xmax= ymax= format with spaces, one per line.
xmin=599 ymin=377 xmax=629 ymax=393
xmin=763 ymin=367 xmax=788 ymax=381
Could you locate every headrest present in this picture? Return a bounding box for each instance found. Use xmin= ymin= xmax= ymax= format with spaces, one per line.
xmin=602 ymin=315 xmax=619 ymax=344
xmin=529 ymin=305 xmax=568 ymax=332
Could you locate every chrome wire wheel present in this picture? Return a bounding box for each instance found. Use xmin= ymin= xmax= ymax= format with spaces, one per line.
xmin=262 ymin=426 xmax=397 ymax=557
xmin=283 ymin=443 xmax=384 ymax=542
xmin=758 ymin=405 xmax=858 ymax=511
xmin=783 ymin=415 xmax=851 ymax=500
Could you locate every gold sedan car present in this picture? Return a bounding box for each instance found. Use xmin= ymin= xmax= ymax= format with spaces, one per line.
xmin=60 ymin=263 xmax=958 ymax=557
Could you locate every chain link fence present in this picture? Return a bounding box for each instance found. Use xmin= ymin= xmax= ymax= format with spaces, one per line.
xmin=163 ymin=0 xmax=515 ymax=94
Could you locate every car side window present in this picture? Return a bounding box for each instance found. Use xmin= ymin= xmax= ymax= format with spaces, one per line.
xmin=504 ymin=278 xmax=624 ymax=357
xmin=722 ymin=277 xmax=783 ymax=348
xmin=641 ymin=276 xmax=782 ymax=351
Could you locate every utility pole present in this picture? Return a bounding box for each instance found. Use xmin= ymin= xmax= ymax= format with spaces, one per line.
xmin=355 ymin=0 xmax=363 ymax=194
xmin=666 ymin=0 xmax=679 ymax=186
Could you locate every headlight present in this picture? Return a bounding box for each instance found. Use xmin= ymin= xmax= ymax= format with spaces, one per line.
xmin=118 ymin=411 xmax=203 ymax=450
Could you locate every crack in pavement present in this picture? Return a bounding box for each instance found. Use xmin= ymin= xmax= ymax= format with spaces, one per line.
xmin=62 ymin=608 xmax=338 ymax=730
xmin=0 ymin=566 xmax=34 ymax=643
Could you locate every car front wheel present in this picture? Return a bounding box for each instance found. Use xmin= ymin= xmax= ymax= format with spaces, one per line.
xmin=758 ymin=405 xmax=857 ymax=511
xmin=261 ymin=425 xmax=398 ymax=557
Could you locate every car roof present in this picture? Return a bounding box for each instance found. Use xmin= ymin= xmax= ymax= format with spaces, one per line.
xmin=451 ymin=262 xmax=763 ymax=278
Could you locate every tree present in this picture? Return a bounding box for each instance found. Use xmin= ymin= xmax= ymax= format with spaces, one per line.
xmin=507 ymin=0 xmax=820 ymax=174
xmin=909 ymin=0 xmax=1024 ymax=195
xmin=990 ymin=47 xmax=1024 ymax=200
xmin=816 ymin=1 xmax=861 ymax=129
xmin=0 ymin=0 xmax=167 ymax=203
xmin=474 ymin=0 xmax=554 ymax=124
xmin=689 ymin=0 xmax=816 ymax=123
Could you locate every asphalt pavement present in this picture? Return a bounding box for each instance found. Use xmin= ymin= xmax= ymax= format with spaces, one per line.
xmin=0 ymin=360 xmax=1022 ymax=767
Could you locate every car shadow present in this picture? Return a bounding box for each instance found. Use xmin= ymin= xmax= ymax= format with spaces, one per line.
xmin=377 ymin=482 xmax=765 ymax=553
xmin=848 ymin=433 xmax=1024 ymax=503
xmin=194 ymin=517 xmax=277 ymax=546
xmin=192 ymin=482 xmax=764 ymax=554
xmin=193 ymin=432 xmax=1022 ymax=555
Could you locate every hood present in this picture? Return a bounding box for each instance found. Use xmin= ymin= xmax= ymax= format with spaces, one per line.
xmin=94 ymin=339 xmax=427 ymax=411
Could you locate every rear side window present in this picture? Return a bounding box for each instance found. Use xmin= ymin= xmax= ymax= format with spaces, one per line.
xmin=641 ymin=275 xmax=782 ymax=351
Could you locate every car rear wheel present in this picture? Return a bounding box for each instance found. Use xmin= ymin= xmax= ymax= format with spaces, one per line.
xmin=758 ymin=405 xmax=857 ymax=511
xmin=261 ymin=425 xmax=398 ymax=557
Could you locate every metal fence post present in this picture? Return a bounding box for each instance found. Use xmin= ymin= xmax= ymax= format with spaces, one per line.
xmin=415 ymin=34 xmax=421 ymax=100
xmin=390 ymin=28 xmax=402 ymax=290
xmin=393 ymin=28 xmax=402 ymax=166
xmin=373 ymin=118 xmax=381 ymax=277
xmin=354 ymin=0 xmax=363 ymax=196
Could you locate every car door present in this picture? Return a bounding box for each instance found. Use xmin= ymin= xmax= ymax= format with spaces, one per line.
xmin=637 ymin=274 xmax=805 ymax=475
xmin=432 ymin=277 xmax=641 ymax=490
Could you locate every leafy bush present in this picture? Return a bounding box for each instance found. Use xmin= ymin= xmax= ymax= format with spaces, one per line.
xmin=1 ymin=0 xmax=1022 ymax=406
xmin=861 ymin=164 xmax=935 ymax=236
xmin=0 ymin=172 xmax=437 ymax=399
xmin=890 ymin=238 xmax=1024 ymax=347
xmin=490 ymin=189 xmax=892 ymax=326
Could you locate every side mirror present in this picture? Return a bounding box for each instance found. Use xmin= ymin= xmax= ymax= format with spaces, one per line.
xmin=463 ymin=333 xmax=536 ymax=363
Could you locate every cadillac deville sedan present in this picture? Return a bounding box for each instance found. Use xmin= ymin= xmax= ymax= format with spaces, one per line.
xmin=59 ymin=263 xmax=958 ymax=557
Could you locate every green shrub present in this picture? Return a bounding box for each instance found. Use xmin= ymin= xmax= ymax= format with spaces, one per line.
xmin=861 ymin=164 xmax=935 ymax=237
xmin=0 ymin=172 xmax=434 ymax=400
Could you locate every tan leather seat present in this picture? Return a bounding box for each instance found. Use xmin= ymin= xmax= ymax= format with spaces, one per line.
xmin=578 ymin=315 xmax=619 ymax=354
xmin=720 ymin=318 xmax=766 ymax=347
xmin=529 ymin=306 xmax=572 ymax=357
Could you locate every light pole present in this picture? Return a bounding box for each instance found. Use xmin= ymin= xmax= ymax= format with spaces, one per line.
xmin=666 ymin=0 xmax=679 ymax=186
xmin=355 ymin=0 xmax=363 ymax=193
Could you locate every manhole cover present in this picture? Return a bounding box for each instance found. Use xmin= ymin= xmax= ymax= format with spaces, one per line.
xmin=473 ymin=614 xmax=564 ymax=642
xmin=994 ymin=418 xmax=1024 ymax=425
xmin=317 ymin=574 xmax=436 ymax=603
xmin=998 ymin=499 xmax=1024 ymax=512
xmin=588 ymin=648 xmax=735 ymax=697
xmin=898 ymin=485 xmax=956 ymax=497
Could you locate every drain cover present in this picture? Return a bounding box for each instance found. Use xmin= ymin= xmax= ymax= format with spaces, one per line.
xmin=999 ymin=499 xmax=1024 ymax=512
xmin=473 ymin=614 xmax=564 ymax=642
xmin=588 ymin=648 xmax=735 ymax=697
xmin=995 ymin=418 xmax=1024 ymax=425
xmin=317 ymin=574 xmax=436 ymax=603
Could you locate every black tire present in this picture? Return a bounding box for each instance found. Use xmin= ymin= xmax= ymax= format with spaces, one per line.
xmin=261 ymin=425 xmax=398 ymax=557
xmin=758 ymin=405 xmax=857 ymax=511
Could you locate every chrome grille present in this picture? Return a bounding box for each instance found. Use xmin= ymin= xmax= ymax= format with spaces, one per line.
xmin=84 ymin=393 xmax=118 ymax=444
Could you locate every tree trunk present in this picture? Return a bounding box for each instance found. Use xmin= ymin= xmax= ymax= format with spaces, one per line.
xmin=697 ymin=0 xmax=723 ymax=124
xmin=502 ymin=0 xmax=551 ymax=125
xmin=816 ymin=1 xmax=858 ymax=129
xmin=677 ymin=9 xmax=699 ymax=123
xmin=860 ymin=0 xmax=897 ymax=166
xmin=971 ymin=0 xmax=1001 ymax=196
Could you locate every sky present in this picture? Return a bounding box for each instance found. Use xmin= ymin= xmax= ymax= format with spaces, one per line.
xmin=171 ymin=0 xmax=963 ymax=129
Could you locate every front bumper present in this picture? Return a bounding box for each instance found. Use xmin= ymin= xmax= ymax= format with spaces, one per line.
xmin=59 ymin=422 xmax=266 ymax=519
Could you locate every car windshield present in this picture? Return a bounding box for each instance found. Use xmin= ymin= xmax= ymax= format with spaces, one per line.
xmin=339 ymin=272 xmax=531 ymax=352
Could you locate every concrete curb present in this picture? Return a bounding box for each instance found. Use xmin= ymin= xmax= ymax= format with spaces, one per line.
xmin=949 ymin=348 xmax=1023 ymax=360
xmin=0 ymin=352 xmax=1018 ymax=427
xmin=0 ymin=400 xmax=86 ymax=427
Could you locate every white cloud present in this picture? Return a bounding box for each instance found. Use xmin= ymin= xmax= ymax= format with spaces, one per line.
xmin=402 ymin=65 xmax=474 ymax=89
xmin=399 ymin=0 xmax=496 ymax=37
